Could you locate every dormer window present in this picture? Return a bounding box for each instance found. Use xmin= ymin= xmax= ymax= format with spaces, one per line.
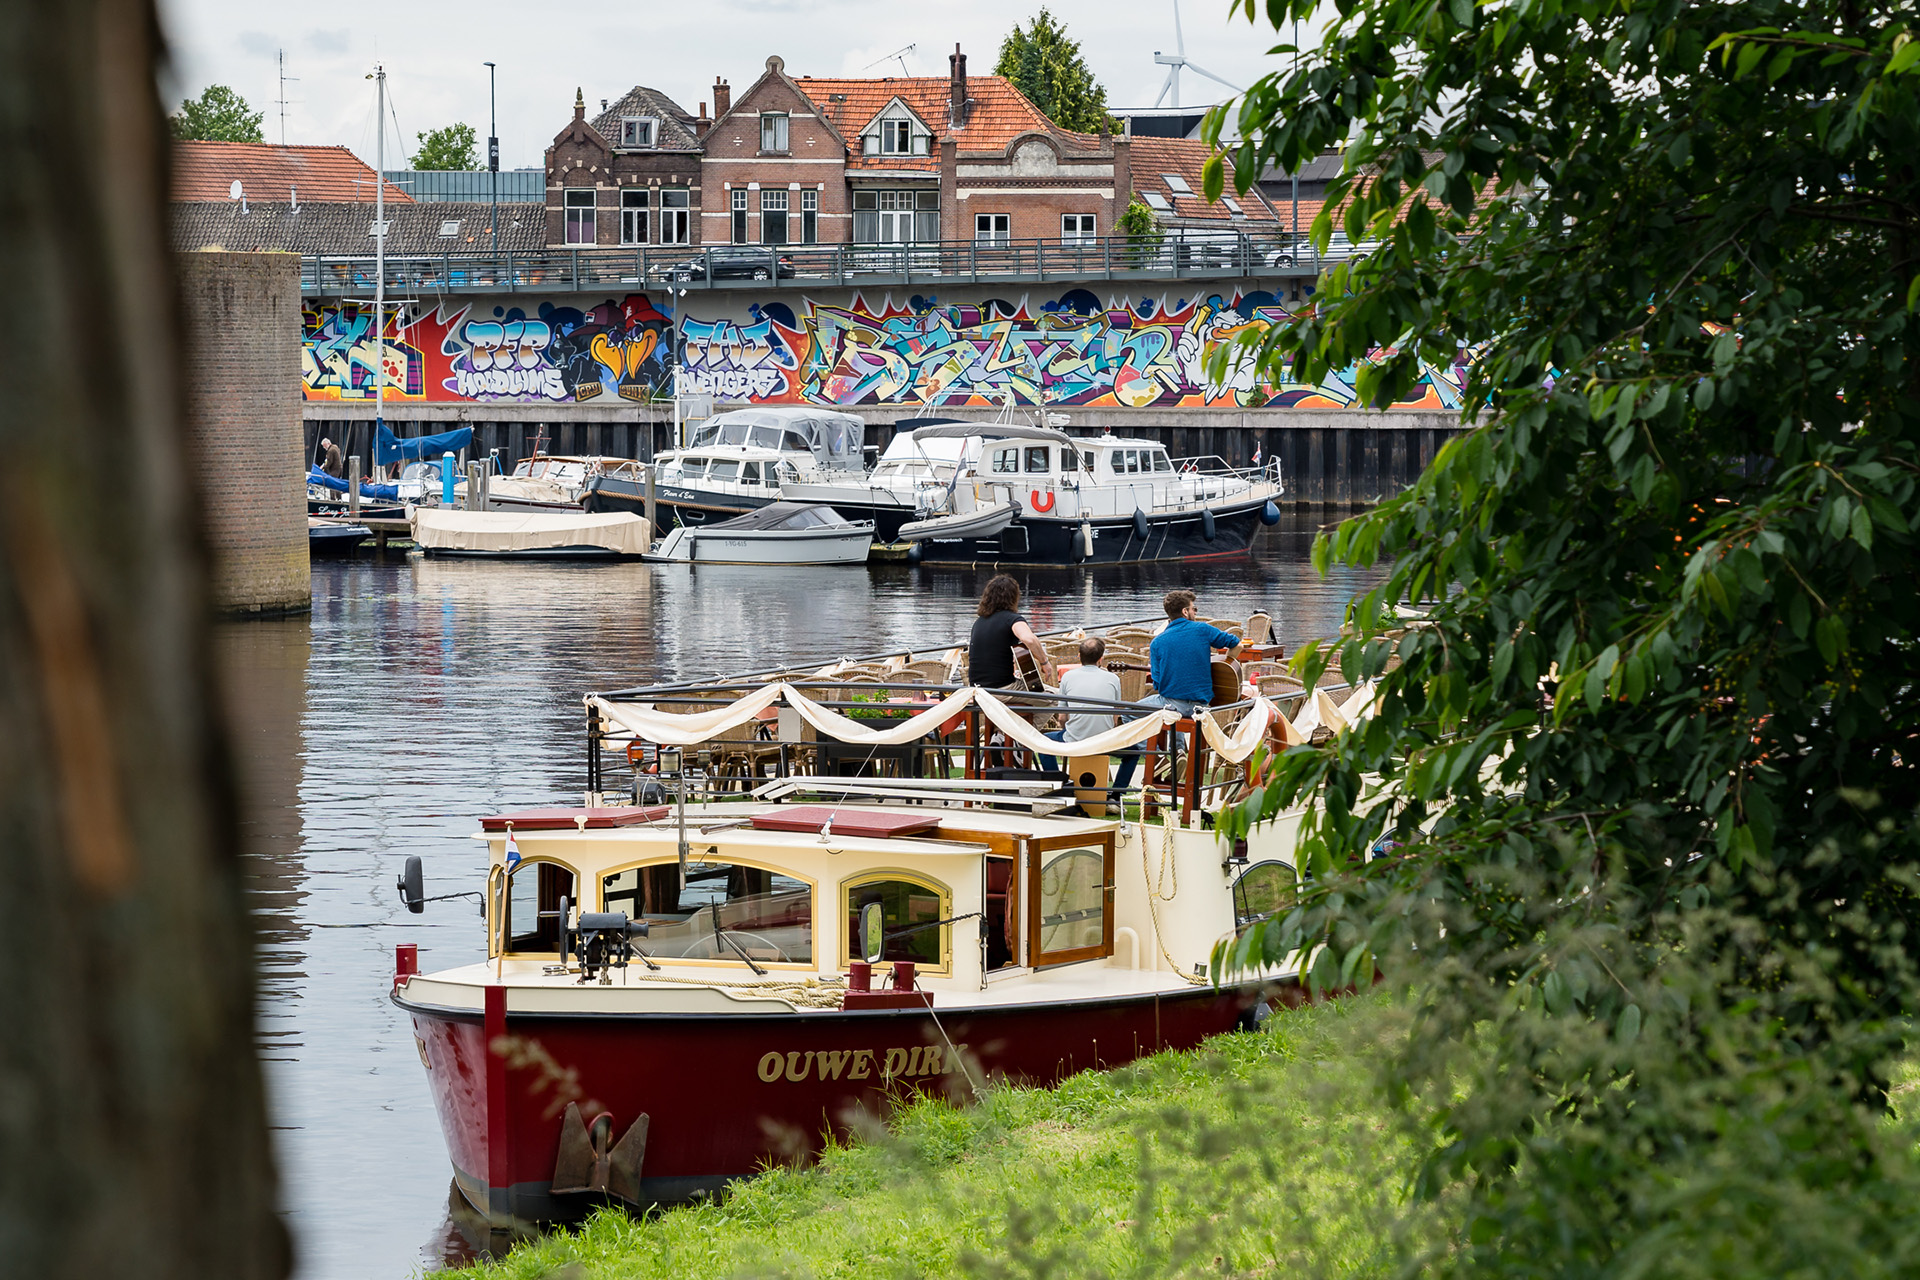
xmin=619 ymin=117 xmax=656 ymax=148
xmin=760 ymin=113 xmax=789 ymax=153
xmin=881 ymin=119 xmax=912 ymax=154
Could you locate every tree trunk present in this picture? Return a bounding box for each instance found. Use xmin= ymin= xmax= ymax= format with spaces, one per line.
xmin=0 ymin=1 xmax=288 ymax=1275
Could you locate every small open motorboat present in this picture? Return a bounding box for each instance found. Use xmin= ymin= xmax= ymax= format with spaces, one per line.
xmin=410 ymin=508 xmax=653 ymax=559
xmin=307 ymin=517 xmax=369 ymax=557
xmin=897 ymin=497 xmax=1019 ymax=542
xmin=645 ymin=501 xmax=874 ymax=566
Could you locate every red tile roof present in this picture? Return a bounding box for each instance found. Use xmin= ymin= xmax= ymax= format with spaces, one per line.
xmin=171 ymin=142 xmax=414 ymax=204
xmin=1126 ymin=137 xmax=1280 ymax=223
xmin=794 ymin=75 xmax=1094 ymax=170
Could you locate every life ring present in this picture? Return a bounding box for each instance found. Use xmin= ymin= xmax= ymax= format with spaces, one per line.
xmin=1030 ymin=489 xmax=1055 ymax=513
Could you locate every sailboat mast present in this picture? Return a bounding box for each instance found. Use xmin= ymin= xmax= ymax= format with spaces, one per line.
xmin=374 ymin=63 xmax=387 ymax=474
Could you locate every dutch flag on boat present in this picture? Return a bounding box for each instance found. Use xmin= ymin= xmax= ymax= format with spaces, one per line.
xmin=1252 ymin=443 xmax=1263 ymax=466
xmin=504 ymin=828 xmax=521 ymax=871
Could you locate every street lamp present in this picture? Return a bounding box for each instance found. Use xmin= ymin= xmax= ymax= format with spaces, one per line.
xmin=484 ymin=62 xmax=499 ymax=262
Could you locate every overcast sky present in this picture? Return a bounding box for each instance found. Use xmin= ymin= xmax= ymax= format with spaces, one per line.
xmin=154 ymin=0 xmax=1309 ymax=172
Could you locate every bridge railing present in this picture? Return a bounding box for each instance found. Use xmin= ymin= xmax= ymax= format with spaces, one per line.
xmin=299 ymin=231 xmax=1355 ymax=297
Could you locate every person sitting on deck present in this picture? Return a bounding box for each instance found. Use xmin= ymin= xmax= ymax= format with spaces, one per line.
xmin=967 ymin=574 xmax=1056 ymax=690
xmin=1144 ymin=589 xmax=1239 ymax=721
xmin=1037 ymin=636 xmax=1141 ymax=792
xmin=319 ymin=436 xmax=345 ymax=479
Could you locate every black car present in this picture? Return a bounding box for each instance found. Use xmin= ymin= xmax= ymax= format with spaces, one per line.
xmin=664 ymin=246 xmax=796 ymax=282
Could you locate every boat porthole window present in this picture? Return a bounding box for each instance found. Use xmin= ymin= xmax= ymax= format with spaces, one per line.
xmin=1232 ymin=860 xmax=1298 ymax=931
xmin=843 ymin=876 xmax=948 ymax=969
xmin=601 ymin=859 xmax=813 ymax=965
xmin=505 ymin=859 xmax=576 ymax=955
xmin=1024 ymin=446 xmax=1050 ymax=474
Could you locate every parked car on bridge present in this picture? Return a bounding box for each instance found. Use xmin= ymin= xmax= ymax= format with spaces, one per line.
xmin=664 ymin=246 xmax=796 ymax=283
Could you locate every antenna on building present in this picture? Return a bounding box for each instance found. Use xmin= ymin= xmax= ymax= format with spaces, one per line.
xmin=1153 ymin=0 xmax=1241 ymax=107
xmin=229 ymin=179 xmax=249 ymax=214
xmin=864 ymin=43 xmax=917 ymax=77
xmin=275 ymin=49 xmax=301 ymax=144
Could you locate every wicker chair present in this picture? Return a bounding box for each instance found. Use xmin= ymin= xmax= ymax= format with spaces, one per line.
xmin=899 ymin=658 xmax=953 ymax=684
xmin=1257 ymin=674 xmax=1306 ymax=700
xmin=1243 ymin=612 xmax=1274 ymax=645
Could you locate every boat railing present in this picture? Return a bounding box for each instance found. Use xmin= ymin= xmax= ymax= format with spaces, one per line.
xmin=584 ymin=617 xmax=1336 ymax=825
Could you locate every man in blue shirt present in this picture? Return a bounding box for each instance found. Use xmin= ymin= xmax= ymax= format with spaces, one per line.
xmin=1146 ymin=589 xmax=1239 ymax=719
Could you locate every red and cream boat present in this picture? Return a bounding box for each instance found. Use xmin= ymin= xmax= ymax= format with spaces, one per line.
xmin=394 ymin=638 xmax=1335 ymax=1226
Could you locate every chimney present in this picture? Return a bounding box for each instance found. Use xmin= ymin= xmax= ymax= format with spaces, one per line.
xmin=948 ymin=44 xmax=968 ymax=129
xmin=573 ymin=87 xmax=585 ymax=123
xmin=713 ymin=77 xmax=731 ymax=118
xmin=697 ymin=101 xmax=710 ymax=138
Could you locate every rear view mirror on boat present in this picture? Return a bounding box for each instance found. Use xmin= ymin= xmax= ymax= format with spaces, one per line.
xmin=397 ymin=856 xmax=424 ymax=914
xmin=860 ymin=901 xmax=886 ymax=964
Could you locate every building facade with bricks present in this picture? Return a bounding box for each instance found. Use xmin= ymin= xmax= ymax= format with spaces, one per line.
xmin=698 ymin=57 xmax=850 ymax=247
xmin=544 ymin=87 xmax=705 ymax=250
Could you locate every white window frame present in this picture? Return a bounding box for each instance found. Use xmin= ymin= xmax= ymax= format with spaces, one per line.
xmin=659 ymin=188 xmax=691 ymax=244
xmin=620 ymin=189 xmax=650 ymax=245
xmin=881 ymin=118 xmax=912 ymax=155
xmin=761 ymin=189 xmax=789 ymax=246
xmin=1061 ymin=213 xmax=1096 ymax=243
xmin=975 ymin=212 xmax=1011 ymax=245
xmin=760 ymin=112 xmax=790 ymax=153
xmin=731 ymin=188 xmax=749 ymax=243
xmin=800 ymin=189 xmax=818 ymax=244
xmin=619 ymin=117 xmax=656 ymax=148
xmin=563 ymin=188 xmax=596 ymax=245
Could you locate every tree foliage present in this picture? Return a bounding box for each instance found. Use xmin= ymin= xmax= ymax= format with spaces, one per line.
xmin=413 ymin=122 xmax=478 ymax=171
xmin=994 ymin=8 xmax=1113 ymax=133
xmin=1207 ymin=0 xmax=1920 ymax=1269
xmin=170 ymin=84 xmax=263 ymax=143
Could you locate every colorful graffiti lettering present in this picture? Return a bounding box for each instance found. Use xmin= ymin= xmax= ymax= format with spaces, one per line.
xmin=300 ymin=289 xmax=1467 ymax=411
xmin=301 ymin=304 xmax=425 ymax=400
xmin=679 ymin=309 xmax=800 ymax=401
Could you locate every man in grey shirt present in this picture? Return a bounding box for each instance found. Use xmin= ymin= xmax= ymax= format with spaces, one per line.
xmin=1038 ymin=637 xmax=1141 ymax=791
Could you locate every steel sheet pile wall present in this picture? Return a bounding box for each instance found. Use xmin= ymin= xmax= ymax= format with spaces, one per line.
xmin=181 ymin=251 xmax=309 ymax=613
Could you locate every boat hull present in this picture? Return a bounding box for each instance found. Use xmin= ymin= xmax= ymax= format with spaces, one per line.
xmin=582 ymin=476 xmax=779 ymax=528
xmin=648 ymin=526 xmax=875 ymax=566
xmin=912 ymin=496 xmax=1270 ymax=566
xmin=400 ymin=978 xmax=1286 ymax=1225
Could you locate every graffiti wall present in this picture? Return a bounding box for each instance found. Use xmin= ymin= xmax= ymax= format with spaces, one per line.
xmin=301 ymin=289 xmax=1467 ymax=411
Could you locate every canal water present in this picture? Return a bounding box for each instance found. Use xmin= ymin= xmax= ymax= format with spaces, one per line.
xmin=220 ymin=518 xmax=1383 ymax=1280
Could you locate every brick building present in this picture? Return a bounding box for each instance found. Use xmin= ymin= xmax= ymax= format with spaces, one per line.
xmin=544 ymin=86 xmax=704 ymax=249
xmin=698 ymin=56 xmax=846 ymax=247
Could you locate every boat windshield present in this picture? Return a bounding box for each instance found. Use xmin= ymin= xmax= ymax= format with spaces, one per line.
xmin=602 ymin=860 xmax=812 ymax=965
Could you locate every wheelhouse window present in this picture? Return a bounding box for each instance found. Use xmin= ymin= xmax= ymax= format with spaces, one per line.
xmin=1024 ymin=446 xmax=1051 ymax=474
xmin=731 ymin=189 xmax=749 ymax=243
xmin=1061 ymin=213 xmax=1096 ymax=243
xmin=1029 ymin=835 xmax=1114 ymax=967
xmin=976 ymin=213 xmax=1010 ymax=245
xmin=620 ymin=189 xmax=649 ymax=245
xmin=1233 ymin=861 xmax=1297 ymax=930
xmin=990 ymin=447 xmax=1020 ymax=474
xmin=761 ymin=189 xmax=789 ymax=245
xmin=505 ymin=859 xmax=575 ymax=954
xmin=801 ymin=189 xmax=818 ymax=244
xmin=845 ymin=875 xmax=949 ymax=968
xmin=1150 ymin=450 xmax=1173 ymax=472
xmin=602 ymin=859 xmax=813 ymax=964
xmin=708 ymin=459 xmax=740 ymax=483
xmin=741 ymin=460 xmax=762 ymax=485
xmin=563 ymin=189 xmax=596 ymax=245
xmin=760 ymin=113 xmax=790 ymax=153
xmin=660 ymin=188 xmax=690 ymax=244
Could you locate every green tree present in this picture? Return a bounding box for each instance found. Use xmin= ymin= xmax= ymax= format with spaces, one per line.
xmin=412 ymin=122 xmax=478 ymax=170
xmin=1209 ymin=0 xmax=1920 ymax=1271
xmin=169 ymin=84 xmax=263 ymax=142
xmin=994 ymin=8 xmax=1112 ymax=133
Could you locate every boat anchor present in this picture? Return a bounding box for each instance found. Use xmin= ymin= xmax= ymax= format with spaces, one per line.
xmin=551 ymin=1102 xmax=650 ymax=1204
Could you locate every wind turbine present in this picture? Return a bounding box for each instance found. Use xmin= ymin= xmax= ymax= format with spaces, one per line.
xmin=1153 ymin=0 xmax=1242 ymax=107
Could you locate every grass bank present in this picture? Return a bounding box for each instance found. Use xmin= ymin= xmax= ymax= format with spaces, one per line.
xmin=448 ymin=994 xmax=1421 ymax=1280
